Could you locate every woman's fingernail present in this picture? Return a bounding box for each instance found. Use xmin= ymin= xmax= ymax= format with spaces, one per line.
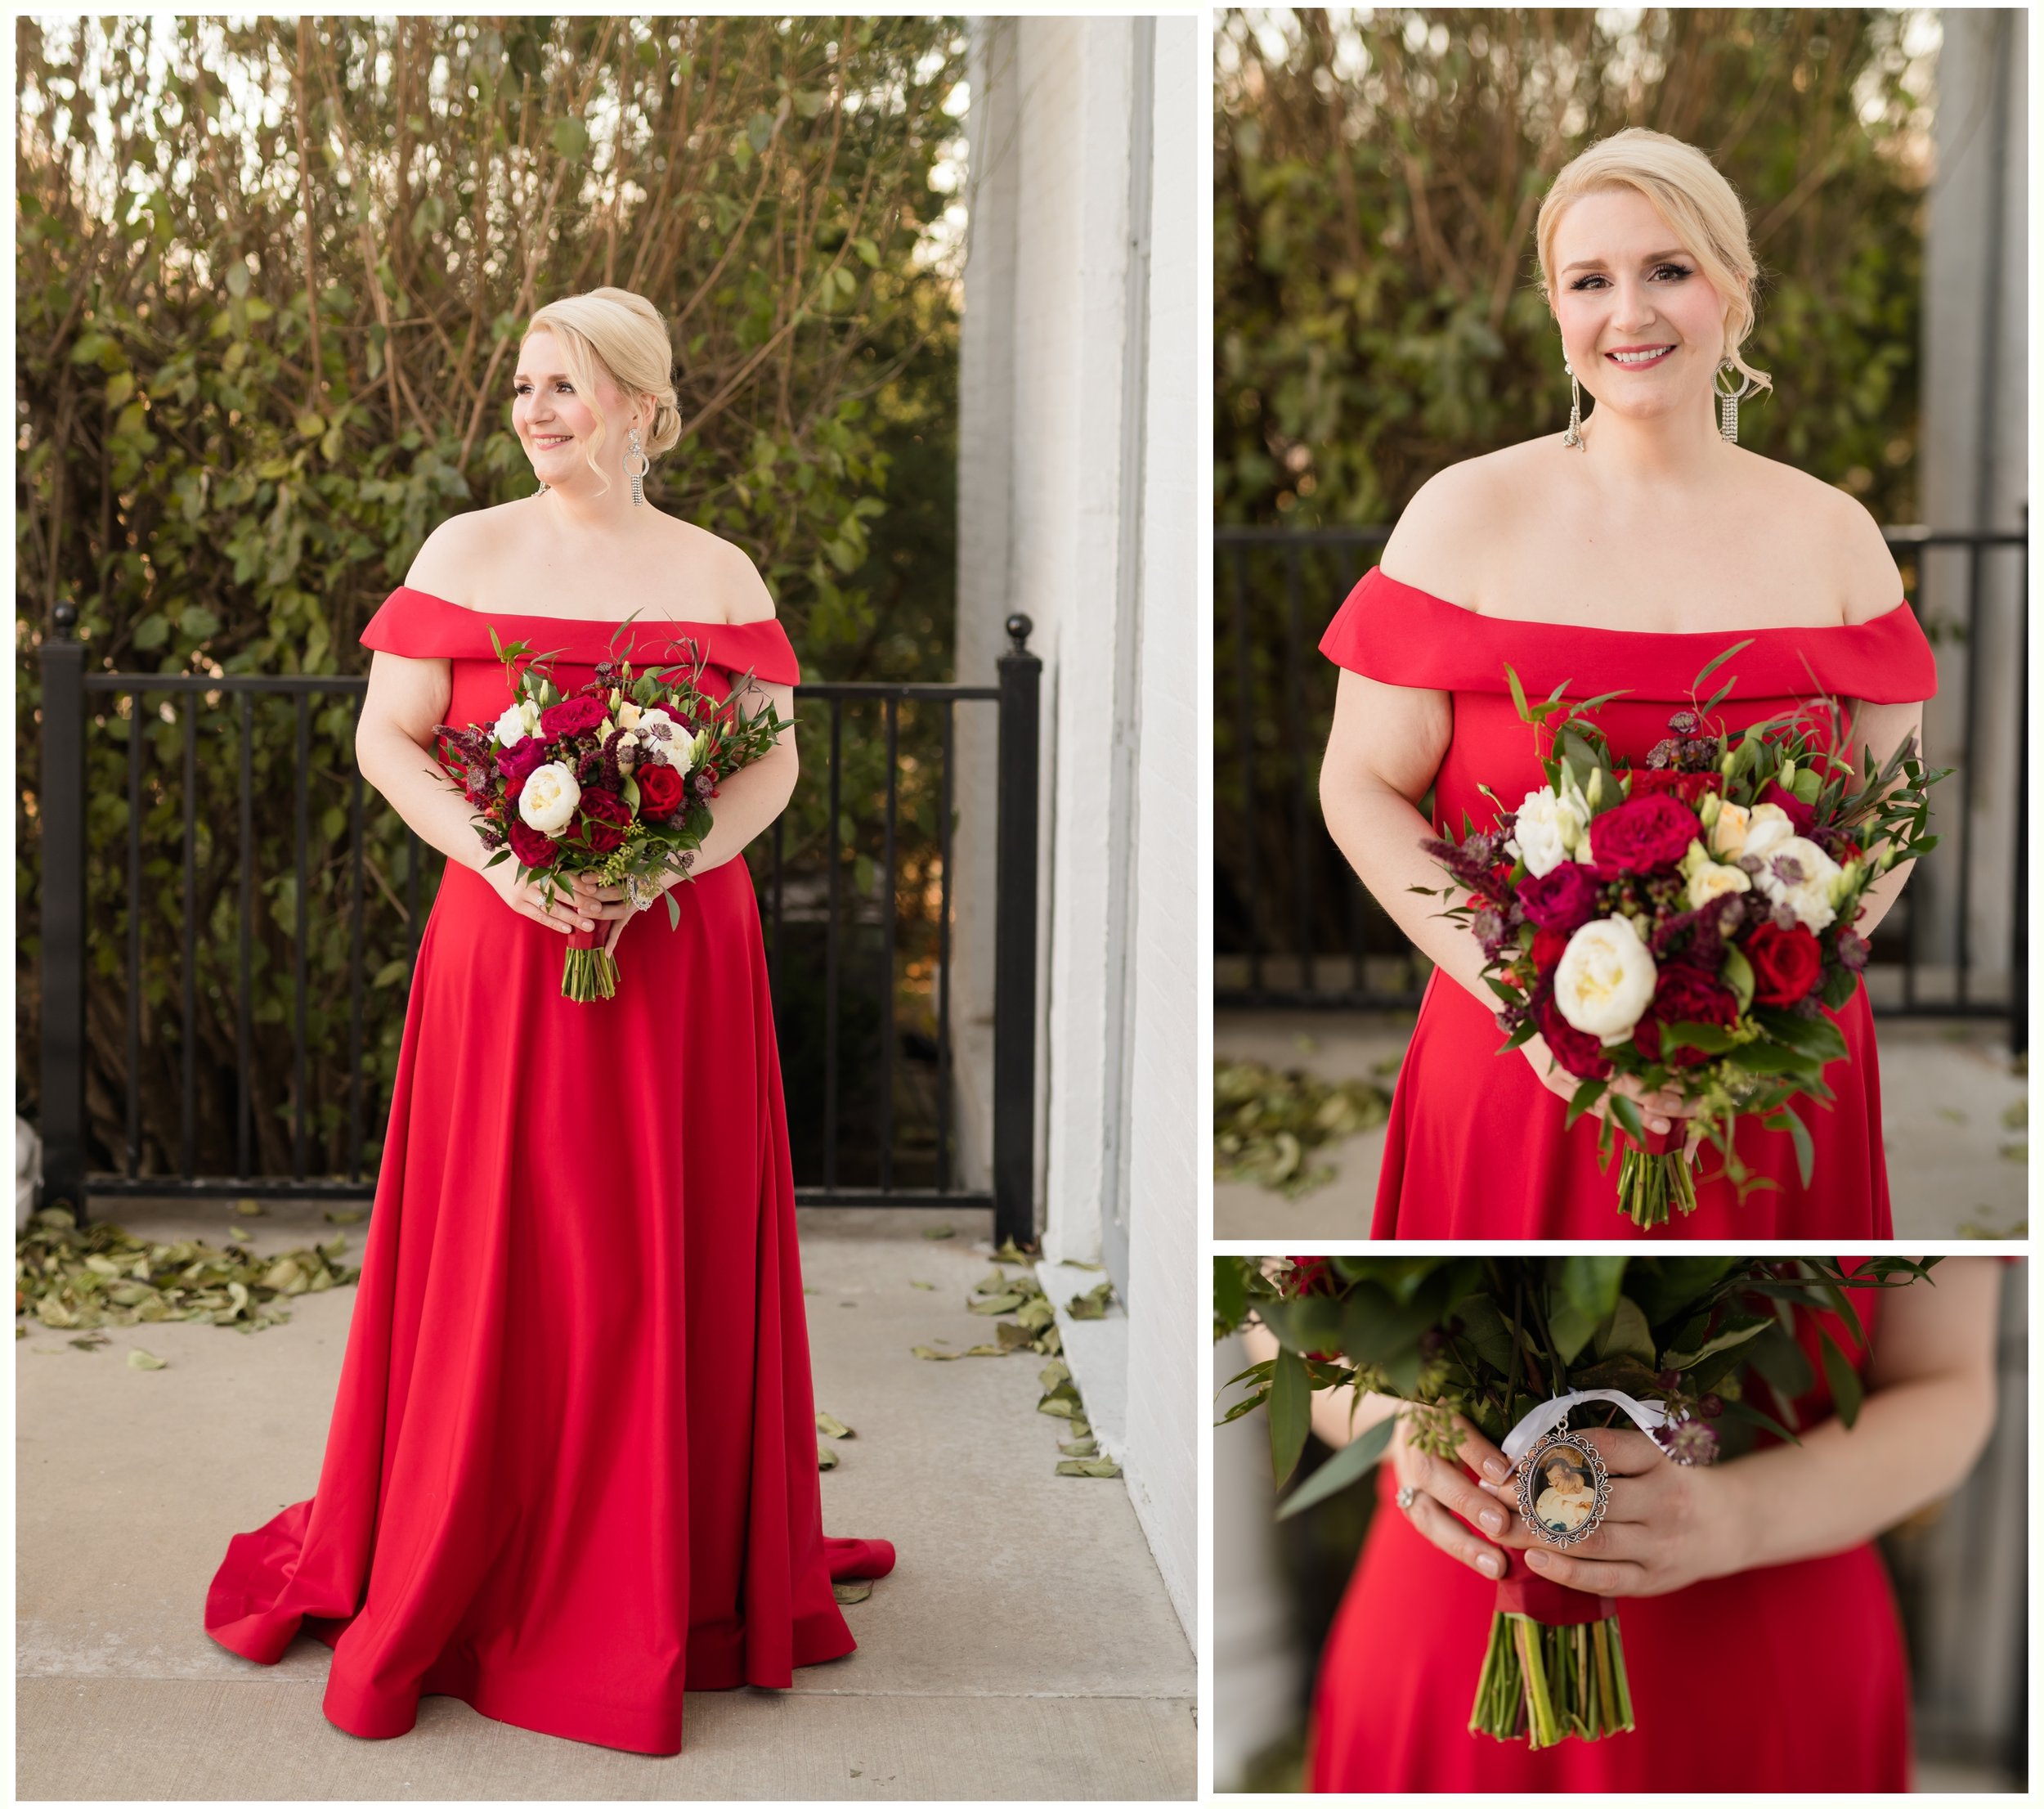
xmin=1526 ymin=1549 xmax=1551 ymax=1569
xmin=1481 ymin=1552 xmax=1502 ymax=1577
xmin=1480 ymin=1508 xmax=1504 ymax=1533
xmin=581 ymin=919 xmax=594 ymax=931
xmin=1482 ymin=1457 xmax=1508 ymax=1482
xmin=1650 ymin=1118 xmax=1670 ymax=1134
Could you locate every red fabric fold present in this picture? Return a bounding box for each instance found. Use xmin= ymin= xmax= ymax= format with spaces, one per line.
xmin=1495 ymin=1552 xmax=1615 ymax=1625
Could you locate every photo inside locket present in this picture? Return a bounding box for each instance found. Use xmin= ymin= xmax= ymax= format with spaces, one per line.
xmin=1531 ymin=1444 xmax=1597 ymax=1536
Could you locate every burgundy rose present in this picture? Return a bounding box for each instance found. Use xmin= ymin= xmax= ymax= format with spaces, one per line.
xmin=1633 ymin=966 xmax=1739 ymax=1067
xmin=540 ymin=694 xmax=607 ymax=738
xmin=573 ymin=788 xmax=631 ymax=855
xmin=1519 ymin=861 xmax=1602 ymax=933
xmin=1587 ymin=793 xmax=1702 ymax=876
xmin=1746 ymin=920 xmax=1823 ymax=1006
xmin=1531 ymin=927 xmax=1570 ymax=972
xmin=508 ymin=819 xmax=560 ymax=869
xmin=637 ymin=761 xmax=686 ymax=819
xmin=1286 ymin=1256 xmax=1337 ymax=1297
xmin=1759 ymin=780 xmax=1817 ymax=837
xmin=1535 ymin=994 xmax=1612 ymax=1081
xmin=496 ymin=737 xmax=549 ymax=785
xmin=1625 ymin=768 xmax=1720 ymax=806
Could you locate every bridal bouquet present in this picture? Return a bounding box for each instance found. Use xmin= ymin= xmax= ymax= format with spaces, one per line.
xmin=1214 ymin=1254 xmax=1939 ymax=1749
xmin=1419 ymin=642 xmax=1947 ymax=1224
xmin=433 ymin=622 xmax=788 ymax=1001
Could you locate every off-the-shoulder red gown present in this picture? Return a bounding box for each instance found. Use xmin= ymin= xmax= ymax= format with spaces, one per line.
xmin=204 ymin=587 xmax=894 ymax=1755
xmin=1307 ymin=1291 xmax=1908 ymax=1791
xmin=1320 ymin=569 xmax=1939 ymax=1239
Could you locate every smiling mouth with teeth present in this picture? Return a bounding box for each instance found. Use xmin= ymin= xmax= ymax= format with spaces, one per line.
xmin=1607 ymin=347 xmax=1673 ymax=366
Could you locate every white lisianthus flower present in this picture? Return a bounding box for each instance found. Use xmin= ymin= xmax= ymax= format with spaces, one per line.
xmin=1686 ymin=859 xmax=1753 ymax=912
xmin=1754 ymin=835 xmax=1843 ymax=932
xmin=493 ymin=704 xmax=528 ymax=747
xmin=518 ymin=762 xmax=581 ymax=836
xmin=1554 ymin=915 xmax=1659 ymax=1044
xmin=616 ymin=701 xmax=643 ymax=730
xmin=634 ymin=707 xmax=698 ymax=774
xmin=1738 ymin=802 xmax=1797 ymax=865
xmin=1506 ymin=786 xmax=1589 ymax=878
xmin=1707 ymin=799 xmax=1751 ymax=859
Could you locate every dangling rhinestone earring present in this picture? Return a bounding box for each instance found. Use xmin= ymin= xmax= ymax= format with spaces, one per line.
xmin=1562 ymin=357 xmax=1586 ymax=450
xmin=625 ymin=426 xmax=650 ymax=507
xmin=1715 ymin=359 xmax=1755 ymax=444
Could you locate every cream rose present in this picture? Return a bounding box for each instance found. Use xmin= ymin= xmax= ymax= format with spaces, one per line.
xmin=1686 ymin=858 xmax=1753 ymax=912
xmin=1753 ymin=835 xmax=1844 ymax=932
xmin=1707 ymin=799 xmax=1750 ymax=859
xmin=1507 ymin=786 xmax=1589 ymax=878
xmin=517 ymin=762 xmax=581 ymax=836
xmin=1554 ymin=914 xmax=1659 ymax=1044
xmin=616 ymin=700 xmax=644 ymax=730
xmin=494 ymin=700 xmax=540 ymax=747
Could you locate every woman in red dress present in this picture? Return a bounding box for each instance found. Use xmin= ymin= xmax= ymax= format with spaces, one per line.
xmin=1316 ymin=130 xmax=1937 ymax=1238
xmin=204 ymin=288 xmax=891 ymax=1754
xmin=1296 ymin=1259 xmax=2001 ymax=1791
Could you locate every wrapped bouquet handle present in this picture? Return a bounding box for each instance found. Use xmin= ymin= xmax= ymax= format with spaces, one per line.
xmin=1470 ymin=1393 xmax=1670 ymax=1749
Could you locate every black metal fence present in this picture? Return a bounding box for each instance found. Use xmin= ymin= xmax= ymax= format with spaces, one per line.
xmin=34 ymin=606 xmax=1041 ymax=1247
xmin=1216 ymin=524 xmax=2028 ymax=1053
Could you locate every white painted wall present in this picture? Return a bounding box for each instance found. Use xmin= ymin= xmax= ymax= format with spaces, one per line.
xmin=953 ymin=14 xmax=1199 ymax=1644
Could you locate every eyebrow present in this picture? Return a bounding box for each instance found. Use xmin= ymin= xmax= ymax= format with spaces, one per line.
xmin=1561 ymin=248 xmax=1692 ymax=275
xmin=513 ymin=371 xmax=572 ymax=382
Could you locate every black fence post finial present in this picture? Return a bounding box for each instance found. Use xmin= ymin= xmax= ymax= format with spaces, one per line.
xmin=39 ymin=600 xmax=89 ymax=1223
xmin=991 ymin=614 xmax=1042 ymax=1250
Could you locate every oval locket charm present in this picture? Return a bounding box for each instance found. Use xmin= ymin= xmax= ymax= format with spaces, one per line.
xmin=1515 ymin=1425 xmax=1610 ymax=1547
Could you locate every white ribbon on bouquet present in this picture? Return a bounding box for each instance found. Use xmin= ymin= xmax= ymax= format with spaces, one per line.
xmin=1500 ymin=1389 xmax=1671 ymax=1469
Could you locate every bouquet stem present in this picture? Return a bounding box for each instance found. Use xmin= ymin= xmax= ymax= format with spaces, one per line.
xmin=561 ymin=924 xmax=617 ymax=1003
xmin=1615 ymin=1121 xmax=1697 ymax=1228
xmin=1468 ymin=1561 xmax=1634 ymax=1748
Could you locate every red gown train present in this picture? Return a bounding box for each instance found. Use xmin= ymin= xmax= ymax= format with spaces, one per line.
xmin=1320 ymin=569 xmax=1939 ymax=1238
xmin=1308 ymin=1290 xmax=1908 ymax=1791
xmin=204 ymin=588 xmax=893 ymax=1755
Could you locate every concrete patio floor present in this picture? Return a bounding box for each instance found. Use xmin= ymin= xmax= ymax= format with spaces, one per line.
xmin=1216 ymin=1012 xmax=2028 ymax=1241
xmin=17 ymin=1205 xmax=1195 ymax=1801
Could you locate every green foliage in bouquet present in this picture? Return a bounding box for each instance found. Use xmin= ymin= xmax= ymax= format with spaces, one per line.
xmin=1215 ymin=1254 xmax=1939 ymax=1515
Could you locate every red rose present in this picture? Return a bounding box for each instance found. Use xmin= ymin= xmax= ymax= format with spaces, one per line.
xmin=1287 ymin=1256 xmax=1337 ymax=1297
xmin=1587 ymin=793 xmax=1701 ymax=876
xmin=1759 ymin=780 xmax=1817 ymax=837
xmin=1746 ymin=920 xmax=1823 ymax=1006
xmin=496 ymin=737 xmax=549 ymax=784
xmin=1634 ymin=966 xmax=1739 ymax=1068
xmin=508 ymin=819 xmax=560 ymax=869
xmin=572 ymin=788 xmax=631 ymax=855
xmin=1625 ymin=769 xmax=1721 ymax=805
xmin=636 ymin=761 xmax=686 ymax=819
xmin=1531 ymin=927 xmax=1570 ymax=971
xmin=540 ymin=694 xmax=607 ymax=738
xmin=1535 ymin=994 xmax=1612 ymax=1081
xmin=1519 ymin=862 xmax=1601 ymax=932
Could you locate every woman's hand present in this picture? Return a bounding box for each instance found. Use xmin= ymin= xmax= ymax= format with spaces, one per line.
xmin=481 ymin=864 xmax=634 ymax=936
xmin=1385 ymin=1409 xmax=1518 ymax=1582
xmin=1475 ymin=1425 xmax=1740 ymax=1597
xmin=1518 ymin=1030 xmax=1698 ymax=1145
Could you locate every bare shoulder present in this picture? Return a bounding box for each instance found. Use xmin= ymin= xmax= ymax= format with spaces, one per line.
xmin=401 ymin=503 xmax=523 ymax=603
xmin=1741 ymin=455 xmax=1903 ymax=623
xmin=661 ymin=518 xmax=777 ymax=624
xmin=1377 ymin=439 xmax=1552 ymax=608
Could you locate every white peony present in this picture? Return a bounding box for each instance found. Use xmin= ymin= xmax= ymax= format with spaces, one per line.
xmin=1508 ymin=786 xmax=1589 ymax=878
xmin=518 ymin=762 xmax=581 ymax=836
xmin=1738 ymin=802 xmax=1797 ymax=866
xmin=1753 ymin=835 xmax=1843 ymax=932
xmin=1554 ymin=915 xmax=1659 ymax=1044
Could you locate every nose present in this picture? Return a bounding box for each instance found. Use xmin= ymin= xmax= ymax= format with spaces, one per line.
xmin=1608 ymin=278 xmax=1659 ymax=336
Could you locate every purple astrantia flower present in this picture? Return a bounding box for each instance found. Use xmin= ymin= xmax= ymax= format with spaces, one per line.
xmin=1656 ymin=1416 xmax=1721 ymax=1466
xmin=1836 ymin=931 xmax=1871 ymax=971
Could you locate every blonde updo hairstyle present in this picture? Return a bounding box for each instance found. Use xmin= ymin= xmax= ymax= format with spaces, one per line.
xmin=522 ymin=287 xmax=682 ymax=495
xmin=1534 ymin=128 xmax=1773 ymax=406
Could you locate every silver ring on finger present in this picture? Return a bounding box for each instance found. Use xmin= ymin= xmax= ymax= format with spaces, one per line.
xmin=1396 ymin=1484 xmax=1419 ymax=1513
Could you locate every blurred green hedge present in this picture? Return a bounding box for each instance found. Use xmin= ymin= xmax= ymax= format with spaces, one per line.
xmin=1217 ymin=7 xmax=1931 ymax=527
xmin=17 ymin=16 xmax=967 ymax=1178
